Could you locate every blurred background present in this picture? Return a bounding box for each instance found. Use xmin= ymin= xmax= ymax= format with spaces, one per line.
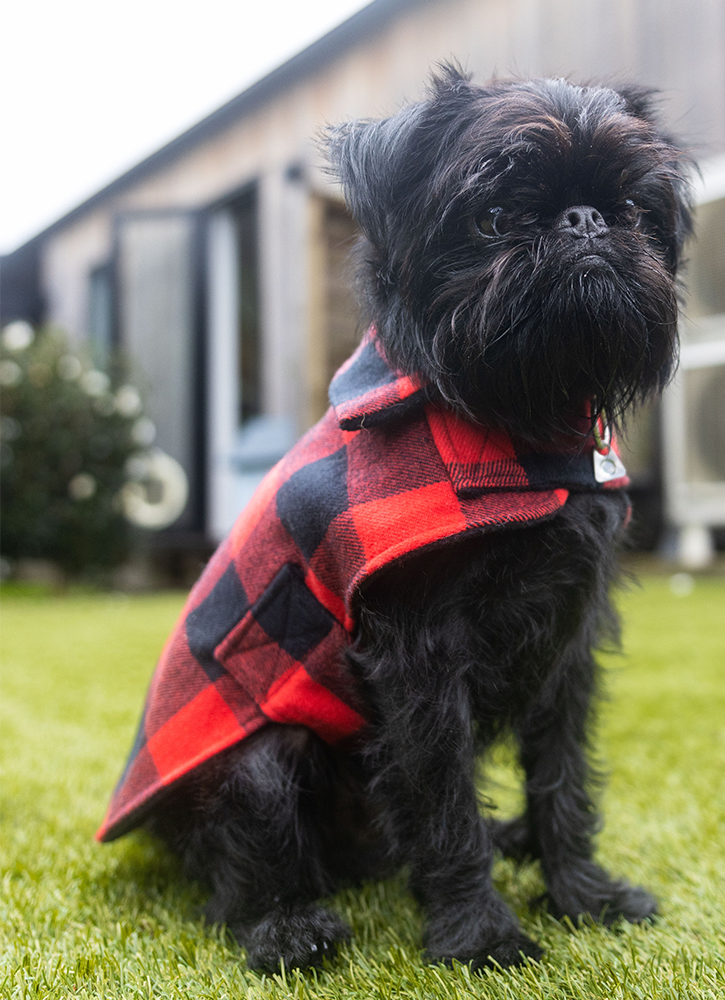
xmin=1 ymin=0 xmax=724 ymax=586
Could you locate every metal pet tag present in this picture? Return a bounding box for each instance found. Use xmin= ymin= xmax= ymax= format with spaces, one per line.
xmin=593 ymin=446 xmax=627 ymax=483
xmin=592 ymin=416 xmax=627 ymax=483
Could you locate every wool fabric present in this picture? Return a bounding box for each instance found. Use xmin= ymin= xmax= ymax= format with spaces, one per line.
xmin=97 ymin=331 xmax=627 ymax=842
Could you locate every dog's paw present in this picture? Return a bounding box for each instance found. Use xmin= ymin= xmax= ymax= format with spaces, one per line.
xmin=608 ymin=884 xmax=658 ymax=925
xmin=424 ymin=895 xmax=544 ymax=971
xmin=428 ymin=931 xmax=543 ymax=971
xmin=468 ymin=931 xmax=544 ymax=970
xmin=545 ymin=864 xmax=657 ymax=926
xmin=474 ymin=932 xmax=544 ymax=970
xmin=590 ymin=882 xmax=657 ymax=926
xmin=235 ymin=904 xmax=351 ymax=972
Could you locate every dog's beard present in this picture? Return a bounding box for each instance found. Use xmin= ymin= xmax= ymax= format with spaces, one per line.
xmin=412 ymin=227 xmax=680 ymax=444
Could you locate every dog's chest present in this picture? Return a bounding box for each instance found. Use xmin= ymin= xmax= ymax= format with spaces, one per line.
xmin=358 ymin=490 xmax=625 ymax=728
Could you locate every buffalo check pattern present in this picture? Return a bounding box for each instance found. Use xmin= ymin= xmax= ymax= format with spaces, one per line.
xmin=97 ymin=330 xmax=629 ymax=841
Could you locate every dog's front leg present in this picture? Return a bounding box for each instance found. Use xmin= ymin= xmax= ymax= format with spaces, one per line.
xmin=360 ymin=643 xmax=543 ymax=969
xmin=514 ymin=645 xmax=657 ymax=926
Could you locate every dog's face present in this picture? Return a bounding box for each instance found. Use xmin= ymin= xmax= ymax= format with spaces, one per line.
xmin=329 ymin=68 xmax=693 ymax=444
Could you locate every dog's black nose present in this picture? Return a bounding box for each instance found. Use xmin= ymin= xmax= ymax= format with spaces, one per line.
xmin=556 ymin=205 xmax=609 ymax=238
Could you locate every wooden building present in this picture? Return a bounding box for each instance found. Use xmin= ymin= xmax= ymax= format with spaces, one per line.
xmin=2 ymin=0 xmax=724 ymax=559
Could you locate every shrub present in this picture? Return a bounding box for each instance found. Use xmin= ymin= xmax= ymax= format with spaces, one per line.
xmin=0 ymin=322 xmax=150 ymax=576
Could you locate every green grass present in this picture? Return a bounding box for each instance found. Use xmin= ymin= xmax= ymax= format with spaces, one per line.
xmin=1 ymin=575 xmax=724 ymax=999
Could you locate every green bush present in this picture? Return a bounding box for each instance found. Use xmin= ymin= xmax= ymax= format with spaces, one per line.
xmin=0 ymin=322 xmax=150 ymax=576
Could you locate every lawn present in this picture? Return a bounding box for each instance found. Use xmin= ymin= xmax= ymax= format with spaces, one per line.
xmin=1 ymin=574 xmax=724 ymax=999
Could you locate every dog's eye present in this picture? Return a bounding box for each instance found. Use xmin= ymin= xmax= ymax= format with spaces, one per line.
xmin=622 ymin=199 xmax=645 ymax=229
xmin=473 ymin=207 xmax=505 ymax=238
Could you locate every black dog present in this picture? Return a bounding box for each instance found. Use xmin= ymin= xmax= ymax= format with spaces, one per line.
xmin=100 ymin=68 xmax=692 ymax=972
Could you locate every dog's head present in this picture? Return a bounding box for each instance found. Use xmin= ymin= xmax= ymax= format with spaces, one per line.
xmin=328 ymin=67 xmax=693 ymax=444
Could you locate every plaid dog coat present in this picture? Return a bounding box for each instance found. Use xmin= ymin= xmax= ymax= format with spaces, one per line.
xmin=97 ymin=331 xmax=628 ymax=842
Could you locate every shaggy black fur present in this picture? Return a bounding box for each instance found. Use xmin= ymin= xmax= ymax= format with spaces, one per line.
xmin=328 ymin=69 xmax=691 ymax=444
xmin=150 ymin=68 xmax=692 ymax=972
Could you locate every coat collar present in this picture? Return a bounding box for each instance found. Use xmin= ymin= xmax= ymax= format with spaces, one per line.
xmin=329 ymin=329 xmax=428 ymax=430
xmin=328 ymin=328 xmax=629 ymax=492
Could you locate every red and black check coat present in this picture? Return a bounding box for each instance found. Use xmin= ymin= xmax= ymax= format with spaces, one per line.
xmin=97 ymin=331 xmax=628 ymax=841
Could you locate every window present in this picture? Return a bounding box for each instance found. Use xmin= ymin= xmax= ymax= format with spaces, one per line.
xmin=88 ymin=263 xmax=114 ymax=368
xmin=663 ymin=179 xmax=725 ymax=537
xmin=687 ymin=195 xmax=725 ymax=320
xmin=230 ymin=187 xmax=262 ymax=426
xmin=323 ymin=199 xmax=362 ymax=385
xmin=116 ymin=212 xmax=198 ymax=529
xmin=308 ymin=196 xmax=362 ymax=422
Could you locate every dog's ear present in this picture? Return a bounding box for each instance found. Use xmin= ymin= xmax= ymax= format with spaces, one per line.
xmin=428 ymin=60 xmax=474 ymax=97
xmin=325 ymin=104 xmax=426 ymax=246
xmin=326 ymin=63 xmax=477 ymax=245
xmin=614 ymin=84 xmax=659 ymax=122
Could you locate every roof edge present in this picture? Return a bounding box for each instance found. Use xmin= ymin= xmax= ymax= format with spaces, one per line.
xmin=3 ymin=0 xmax=423 ymax=258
